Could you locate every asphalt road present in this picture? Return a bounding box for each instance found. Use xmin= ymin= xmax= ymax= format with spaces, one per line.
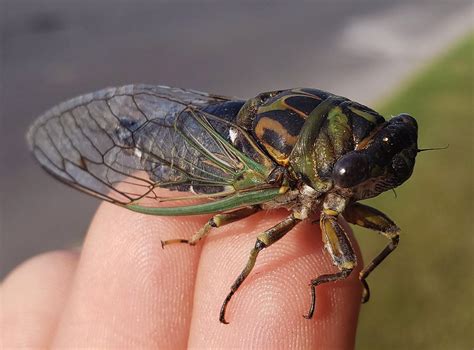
xmin=1 ymin=0 xmax=472 ymax=277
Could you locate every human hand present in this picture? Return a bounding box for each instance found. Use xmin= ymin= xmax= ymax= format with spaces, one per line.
xmin=2 ymin=202 xmax=362 ymax=348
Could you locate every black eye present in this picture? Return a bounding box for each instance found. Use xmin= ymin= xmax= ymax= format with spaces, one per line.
xmin=333 ymin=153 xmax=370 ymax=188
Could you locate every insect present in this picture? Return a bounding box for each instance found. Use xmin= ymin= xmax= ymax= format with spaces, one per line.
xmin=27 ymin=85 xmax=418 ymax=323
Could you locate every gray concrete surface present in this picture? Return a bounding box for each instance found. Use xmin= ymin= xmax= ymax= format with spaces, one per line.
xmin=1 ymin=0 xmax=472 ymax=277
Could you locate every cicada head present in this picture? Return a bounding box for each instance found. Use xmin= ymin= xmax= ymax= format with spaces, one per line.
xmin=332 ymin=114 xmax=418 ymax=200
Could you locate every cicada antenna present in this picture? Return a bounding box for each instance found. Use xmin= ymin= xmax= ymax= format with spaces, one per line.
xmin=417 ymin=144 xmax=449 ymax=153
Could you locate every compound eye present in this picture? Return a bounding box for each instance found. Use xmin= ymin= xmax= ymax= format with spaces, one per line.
xmin=333 ymin=153 xmax=370 ymax=188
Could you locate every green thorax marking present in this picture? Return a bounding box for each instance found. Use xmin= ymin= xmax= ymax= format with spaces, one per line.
xmin=289 ymin=97 xmax=345 ymax=192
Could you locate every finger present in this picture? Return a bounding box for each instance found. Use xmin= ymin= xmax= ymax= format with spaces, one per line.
xmin=188 ymin=209 xmax=362 ymax=349
xmin=1 ymin=250 xmax=79 ymax=348
xmin=51 ymin=202 xmax=207 ymax=348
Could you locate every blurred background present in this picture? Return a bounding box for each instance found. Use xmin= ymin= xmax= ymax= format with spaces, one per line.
xmin=1 ymin=0 xmax=472 ymax=348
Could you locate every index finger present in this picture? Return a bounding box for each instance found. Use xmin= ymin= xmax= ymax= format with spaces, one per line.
xmin=51 ymin=202 xmax=207 ymax=348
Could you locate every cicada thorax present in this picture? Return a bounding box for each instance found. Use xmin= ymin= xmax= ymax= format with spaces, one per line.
xmin=236 ymin=89 xmax=330 ymax=166
xmin=236 ymin=88 xmax=387 ymax=191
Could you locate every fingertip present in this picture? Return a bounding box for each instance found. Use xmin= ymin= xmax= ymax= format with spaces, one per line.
xmin=188 ymin=210 xmax=362 ymax=349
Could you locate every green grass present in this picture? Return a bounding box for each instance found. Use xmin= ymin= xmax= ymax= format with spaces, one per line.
xmin=355 ymin=33 xmax=473 ymax=349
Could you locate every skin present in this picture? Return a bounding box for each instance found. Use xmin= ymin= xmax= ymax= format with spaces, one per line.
xmin=1 ymin=202 xmax=362 ymax=349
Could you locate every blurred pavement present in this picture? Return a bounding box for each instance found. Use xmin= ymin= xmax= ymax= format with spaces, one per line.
xmin=1 ymin=0 xmax=472 ymax=277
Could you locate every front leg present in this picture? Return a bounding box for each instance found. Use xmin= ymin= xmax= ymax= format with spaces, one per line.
xmin=304 ymin=208 xmax=356 ymax=319
xmin=343 ymin=203 xmax=400 ymax=303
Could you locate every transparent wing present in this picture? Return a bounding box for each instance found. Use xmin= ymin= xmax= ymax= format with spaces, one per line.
xmin=28 ymin=84 xmax=273 ymax=206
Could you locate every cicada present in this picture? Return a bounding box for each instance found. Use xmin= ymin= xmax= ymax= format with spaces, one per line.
xmin=27 ymin=85 xmax=418 ymax=323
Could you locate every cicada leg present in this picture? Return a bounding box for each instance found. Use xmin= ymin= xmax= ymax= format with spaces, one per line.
xmin=220 ymin=214 xmax=301 ymax=324
xmin=161 ymin=206 xmax=260 ymax=248
xmin=343 ymin=203 xmax=400 ymax=303
xmin=304 ymin=209 xmax=356 ymax=319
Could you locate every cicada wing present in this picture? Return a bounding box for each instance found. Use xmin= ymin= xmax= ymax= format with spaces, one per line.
xmin=27 ymin=85 xmax=273 ymax=207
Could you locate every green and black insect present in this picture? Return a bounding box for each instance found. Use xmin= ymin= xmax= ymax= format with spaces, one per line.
xmin=28 ymin=85 xmax=418 ymax=323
